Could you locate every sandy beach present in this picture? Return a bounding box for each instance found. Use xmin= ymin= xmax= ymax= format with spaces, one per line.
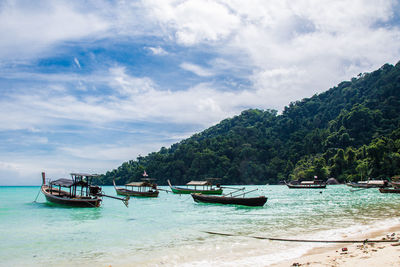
xmin=273 ymin=225 xmax=400 ymax=267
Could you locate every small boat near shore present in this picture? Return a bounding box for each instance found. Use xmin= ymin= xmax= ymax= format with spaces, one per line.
xmin=113 ymin=178 xmax=159 ymax=197
xmin=346 ymin=180 xmax=389 ymax=188
xmin=379 ymin=188 xmax=400 ymax=193
xmin=168 ymin=179 xmax=223 ymax=195
xmin=191 ymin=188 xmax=267 ymax=207
xmin=41 ymin=172 xmax=129 ymax=207
xmin=285 ymin=180 xmax=326 ymax=189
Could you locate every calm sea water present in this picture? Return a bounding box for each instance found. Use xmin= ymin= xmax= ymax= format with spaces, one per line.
xmin=1 ymin=185 xmax=400 ymax=266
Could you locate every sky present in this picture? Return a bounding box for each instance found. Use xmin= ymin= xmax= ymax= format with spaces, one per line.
xmin=0 ymin=0 xmax=400 ymax=185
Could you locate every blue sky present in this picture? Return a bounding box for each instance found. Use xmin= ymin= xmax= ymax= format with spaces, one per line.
xmin=0 ymin=0 xmax=400 ymax=185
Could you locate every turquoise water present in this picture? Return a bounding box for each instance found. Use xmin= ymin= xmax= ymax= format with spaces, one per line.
xmin=1 ymin=185 xmax=400 ymax=266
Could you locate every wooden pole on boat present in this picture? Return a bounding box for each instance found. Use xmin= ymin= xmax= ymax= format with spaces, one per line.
xmin=222 ymin=187 xmax=245 ymax=197
xmin=97 ymin=193 xmax=130 ymax=207
xmin=158 ymin=188 xmax=173 ymax=193
xmin=232 ymin=189 xmax=258 ymax=198
xmin=220 ymin=186 xmax=245 ymax=190
xmin=34 ymin=172 xmax=46 ymax=202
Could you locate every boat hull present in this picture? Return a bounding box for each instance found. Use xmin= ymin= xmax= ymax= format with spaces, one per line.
xmin=113 ymin=179 xmax=159 ymax=197
xmin=191 ymin=193 xmax=267 ymax=207
xmin=168 ymin=179 xmax=223 ymax=195
xmin=41 ymin=186 xmax=102 ymax=207
xmin=115 ymin=187 xmax=159 ymax=197
xmin=379 ymin=188 xmax=400 ymax=193
xmin=170 ymin=186 xmax=223 ymax=195
xmin=286 ymin=184 xmax=326 ymax=189
xmin=346 ymin=181 xmax=389 ymax=188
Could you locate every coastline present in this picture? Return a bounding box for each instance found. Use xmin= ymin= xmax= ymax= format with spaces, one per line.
xmin=272 ymin=224 xmax=400 ymax=267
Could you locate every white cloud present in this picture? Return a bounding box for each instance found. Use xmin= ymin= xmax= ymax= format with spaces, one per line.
xmin=109 ymin=67 xmax=155 ymax=96
xmin=74 ymin=57 xmax=82 ymax=69
xmin=0 ymin=1 xmax=109 ymax=60
xmin=147 ymin=46 xmax=168 ymax=55
xmin=1 ymin=0 xmax=400 ymax=184
xmin=180 ymin=62 xmax=214 ymax=77
xmin=144 ymin=0 xmax=240 ymax=45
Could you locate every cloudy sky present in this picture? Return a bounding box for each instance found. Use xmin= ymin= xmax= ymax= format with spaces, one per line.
xmin=1 ymin=0 xmax=399 ymax=185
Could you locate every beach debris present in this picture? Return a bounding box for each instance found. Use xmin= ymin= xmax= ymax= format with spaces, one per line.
xmin=391 ymin=242 xmax=400 ymax=247
xmin=341 ymin=247 xmax=348 ymax=252
xmin=291 ymin=262 xmax=301 ymax=266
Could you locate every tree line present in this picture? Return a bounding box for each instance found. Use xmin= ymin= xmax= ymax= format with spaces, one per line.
xmin=95 ymin=61 xmax=400 ymax=185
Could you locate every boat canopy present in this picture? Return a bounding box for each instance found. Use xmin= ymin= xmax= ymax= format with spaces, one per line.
xmin=186 ymin=181 xmax=211 ymax=186
xmin=367 ymin=180 xmax=386 ymax=185
xmin=50 ymin=178 xmax=74 ymax=188
xmin=125 ymin=181 xmax=152 ymax=187
xmin=70 ymin=173 xmax=99 ymax=177
xmin=300 ymin=181 xmax=315 ymax=185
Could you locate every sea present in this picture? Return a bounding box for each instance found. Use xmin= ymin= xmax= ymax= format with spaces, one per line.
xmin=1 ymin=185 xmax=400 ymax=266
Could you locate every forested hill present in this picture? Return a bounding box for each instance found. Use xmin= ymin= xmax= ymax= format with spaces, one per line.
xmin=98 ymin=61 xmax=400 ymax=186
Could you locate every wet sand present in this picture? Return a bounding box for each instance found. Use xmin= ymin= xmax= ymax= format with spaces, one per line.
xmin=272 ymin=225 xmax=400 ymax=266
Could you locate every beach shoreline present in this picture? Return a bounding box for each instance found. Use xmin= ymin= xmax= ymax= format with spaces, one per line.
xmin=272 ymin=224 xmax=400 ymax=266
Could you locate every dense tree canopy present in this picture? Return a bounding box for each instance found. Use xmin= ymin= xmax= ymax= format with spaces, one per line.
xmin=96 ymin=61 xmax=400 ymax=185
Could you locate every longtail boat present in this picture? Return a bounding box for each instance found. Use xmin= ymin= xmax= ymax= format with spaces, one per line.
xmin=41 ymin=172 xmax=129 ymax=207
xmin=379 ymin=188 xmax=400 ymax=193
xmin=167 ymin=179 xmax=223 ymax=195
xmin=390 ymin=181 xmax=400 ymax=188
xmin=346 ymin=180 xmax=389 ymax=188
xmin=191 ymin=188 xmax=267 ymax=207
xmin=113 ymin=178 xmax=159 ymax=197
xmin=286 ymin=180 xmax=326 ymax=189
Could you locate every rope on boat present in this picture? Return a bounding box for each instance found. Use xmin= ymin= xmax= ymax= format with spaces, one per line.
xmin=158 ymin=188 xmax=173 ymax=193
xmin=33 ymin=186 xmax=41 ymax=202
xmin=203 ymin=231 xmax=400 ymax=243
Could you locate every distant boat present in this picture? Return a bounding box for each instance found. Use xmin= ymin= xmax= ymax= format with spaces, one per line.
xmin=379 ymin=187 xmax=400 ymax=193
xmin=191 ymin=194 xmax=267 ymax=207
xmin=285 ymin=180 xmax=326 ymax=189
xmin=191 ymin=187 xmax=267 ymax=207
xmin=167 ymin=179 xmax=223 ymax=195
xmin=390 ymin=181 xmax=400 ymax=188
xmin=113 ymin=178 xmax=159 ymax=197
xmin=346 ymin=180 xmax=389 ymax=188
xmin=41 ymin=172 xmax=128 ymax=208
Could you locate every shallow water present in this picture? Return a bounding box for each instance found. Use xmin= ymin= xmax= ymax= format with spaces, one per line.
xmin=1 ymin=185 xmax=400 ymax=266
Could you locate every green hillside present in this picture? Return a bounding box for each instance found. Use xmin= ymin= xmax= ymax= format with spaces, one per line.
xmin=98 ymin=61 xmax=400 ymax=185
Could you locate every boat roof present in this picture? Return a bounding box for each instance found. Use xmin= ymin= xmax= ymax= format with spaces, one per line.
xmin=186 ymin=181 xmax=211 ymax=186
xmin=300 ymin=181 xmax=315 ymax=184
xmin=50 ymin=178 xmax=74 ymax=188
xmin=125 ymin=181 xmax=152 ymax=187
xmin=367 ymin=180 xmax=386 ymax=185
xmin=70 ymin=173 xmax=100 ymax=177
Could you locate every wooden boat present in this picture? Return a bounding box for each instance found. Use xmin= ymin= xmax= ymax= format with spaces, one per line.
xmin=390 ymin=181 xmax=400 ymax=188
xmin=346 ymin=180 xmax=389 ymax=188
xmin=191 ymin=188 xmax=267 ymax=207
xmin=113 ymin=178 xmax=159 ymax=197
xmin=41 ymin=172 xmax=128 ymax=207
xmin=286 ymin=180 xmax=326 ymax=189
xmin=379 ymin=188 xmax=400 ymax=193
xmin=167 ymin=179 xmax=223 ymax=195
